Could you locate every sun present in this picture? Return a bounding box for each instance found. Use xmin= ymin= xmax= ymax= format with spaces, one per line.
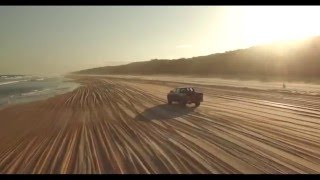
xmin=242 ymin=6 xmax=320 ymax=46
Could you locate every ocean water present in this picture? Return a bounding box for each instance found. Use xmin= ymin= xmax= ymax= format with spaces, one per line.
xmin=0 ymin=75 xmax=79 ymax=108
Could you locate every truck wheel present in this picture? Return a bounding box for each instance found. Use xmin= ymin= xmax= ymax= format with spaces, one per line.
xmin=195 ymin=102 xmax=200 ymax=107
xmin=180 ymin=100 xmax=187 ymax=107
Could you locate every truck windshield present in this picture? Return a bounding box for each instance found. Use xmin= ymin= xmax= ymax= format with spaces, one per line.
xmin=180 ymin=88 xmax=188 ymax=93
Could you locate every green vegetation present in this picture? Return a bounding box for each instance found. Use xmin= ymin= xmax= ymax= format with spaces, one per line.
xmin=75 ymin=36 xmax=320 ymax=82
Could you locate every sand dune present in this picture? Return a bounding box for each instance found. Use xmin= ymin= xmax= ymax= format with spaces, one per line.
xmin=0 ymin=75 xmax=320 ymax=174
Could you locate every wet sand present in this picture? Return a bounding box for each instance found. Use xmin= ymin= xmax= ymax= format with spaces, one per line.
xmin=0 ymin=75 xmax=320 ymax=174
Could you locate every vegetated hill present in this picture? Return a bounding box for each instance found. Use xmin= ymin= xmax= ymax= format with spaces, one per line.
xmin=75 ymin=35 xmax=320 ymax=81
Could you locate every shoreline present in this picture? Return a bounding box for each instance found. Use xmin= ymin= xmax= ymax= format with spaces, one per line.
xmin=0 ymin=76 xmax=80 ymax=110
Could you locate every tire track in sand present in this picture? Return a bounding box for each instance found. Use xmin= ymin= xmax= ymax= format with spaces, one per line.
xmin=0 ymin=76 xmax=320 ymax=173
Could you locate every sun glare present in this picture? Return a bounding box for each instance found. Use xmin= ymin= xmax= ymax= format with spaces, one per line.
xmin=243 ymin=6 xmax=320 ymax=46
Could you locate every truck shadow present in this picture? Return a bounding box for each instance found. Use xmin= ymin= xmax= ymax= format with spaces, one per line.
xmin=134 ymin=103 xmax=196 ymax=121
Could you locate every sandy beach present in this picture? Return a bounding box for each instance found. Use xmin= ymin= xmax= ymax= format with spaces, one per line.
xmin=0 ymin=75 xmax=320 ymax=174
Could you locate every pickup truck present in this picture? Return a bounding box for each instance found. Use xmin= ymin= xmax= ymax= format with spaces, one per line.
xmin=167 ymin=87 xmax=203 ymax=107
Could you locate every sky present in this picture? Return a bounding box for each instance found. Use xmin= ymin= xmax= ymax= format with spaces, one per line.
xmin=1 ymin=6 xmax=320 ymax=75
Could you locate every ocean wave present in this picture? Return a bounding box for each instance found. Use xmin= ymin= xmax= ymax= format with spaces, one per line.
xmin=20 ymin=88 xmax=51 ymax=97
xmin=4 ymin=76 xmax=24 ymax=80
xmin=0 ymin=80 xmax=22 ymax=86
xmin=1 ymin=79 xmax=29 ymax=86
xmin=24 ymin=77 xmax=46 ymax=82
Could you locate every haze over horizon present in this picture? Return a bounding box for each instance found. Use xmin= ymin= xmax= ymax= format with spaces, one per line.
xmin=1 ymin=6 xmax=320 ymax=75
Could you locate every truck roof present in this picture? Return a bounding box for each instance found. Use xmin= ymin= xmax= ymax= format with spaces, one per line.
xmin=175 ymin=87 xmax=194 ymax=89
